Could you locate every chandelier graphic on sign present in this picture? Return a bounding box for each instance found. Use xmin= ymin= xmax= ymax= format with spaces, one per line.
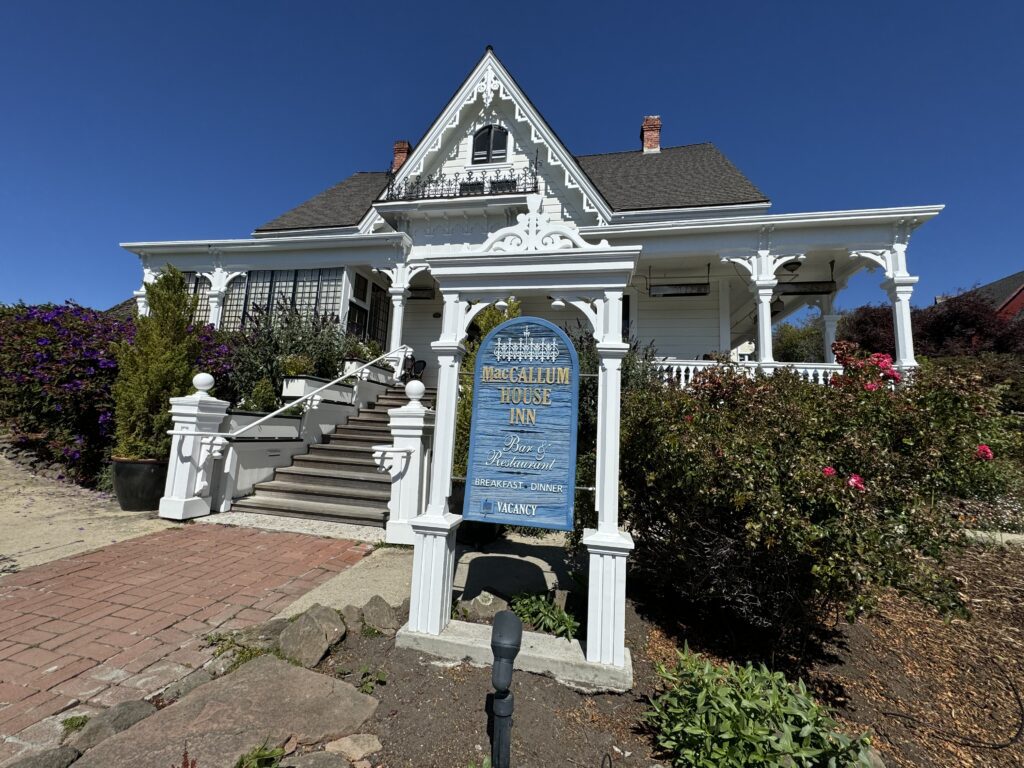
xmin=492 ymin=327 xmax=561 ymax=363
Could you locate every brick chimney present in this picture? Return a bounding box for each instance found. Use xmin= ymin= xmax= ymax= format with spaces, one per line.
xmin=640 ymin=115 xmax=661 ymax=153
xmin=391 ymin=140 xmax=412 ymax=173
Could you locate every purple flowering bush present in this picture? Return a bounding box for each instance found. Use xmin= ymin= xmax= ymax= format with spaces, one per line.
xmin=0 ymin=292 xmax=237 ymax=486
xmin=0 ymin=302 xmax=133 ymax=485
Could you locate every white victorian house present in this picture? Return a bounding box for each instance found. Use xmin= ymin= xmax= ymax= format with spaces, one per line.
xmin=125 ymin=48 xmax=941 ymax=683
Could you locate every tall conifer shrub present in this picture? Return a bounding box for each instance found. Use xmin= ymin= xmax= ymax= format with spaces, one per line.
xmin=112 ymin=267 xmax=199 ymax=460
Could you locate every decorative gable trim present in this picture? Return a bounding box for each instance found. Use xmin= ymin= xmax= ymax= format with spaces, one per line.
xmin=374 ymin=48 xmax=612 ymax=225
xmin=478 ymin=195 xmax=609 ymax=253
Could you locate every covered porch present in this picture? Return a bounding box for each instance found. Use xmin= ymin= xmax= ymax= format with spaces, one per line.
xmin=381 ymin=205 xmax=941 ymax=387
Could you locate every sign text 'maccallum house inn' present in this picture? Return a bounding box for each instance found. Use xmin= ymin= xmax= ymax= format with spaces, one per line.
xmin=463 ymin=317 xmax=579 ymax=531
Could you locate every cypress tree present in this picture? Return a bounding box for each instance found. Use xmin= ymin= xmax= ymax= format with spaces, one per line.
xmin=113 ymin=267 xmax=199 ymax=459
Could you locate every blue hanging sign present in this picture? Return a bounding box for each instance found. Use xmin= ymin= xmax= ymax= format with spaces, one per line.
xmin=463 ymin=316 xmax=579 ymax=531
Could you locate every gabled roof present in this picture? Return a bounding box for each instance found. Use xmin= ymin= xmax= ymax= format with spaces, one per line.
xmin=576 ymin=144 xmax=768 ymax=211
xmin=956 ymin=269 xmax=1024 ymax=318
xmin=254 ymin=144 xmax=767 ymax=232
xmin=253 ymin=48 xmax=768 ymax=233
xmin=257 ymin=172 xmax=389 ymax=232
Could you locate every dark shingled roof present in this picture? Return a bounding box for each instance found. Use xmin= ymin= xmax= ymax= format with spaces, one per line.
xmin=256 ymin=172 xmax=389 ymax=232
xmin=575 ymin=143 xmax=767 ymax=211
xmin=254 ymin=143 xmax=767 ymax=232
xmin=958 ymin=269 xmax=1024 ymax=316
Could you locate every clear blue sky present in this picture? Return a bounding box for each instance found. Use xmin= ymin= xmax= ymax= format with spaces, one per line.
xmin=1 ymin=1 xmax=1021 ymax=312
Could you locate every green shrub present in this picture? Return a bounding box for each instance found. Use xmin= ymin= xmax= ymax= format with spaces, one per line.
xmin=239 ymin=378 xmax=280 ymax=413
xmin=645 ymin=646 xmax=872 ymax=767
xmin=616 ymin=344 xmax=1015 ymax=637
xmin=224 ymin=305 xmax=369 ymax=410
xmin=233 ymin=741 xmax=283 ymax=768
xmin=112 ymin=267 xmax=200 ymax=460
xmin=280 ymin=354 xmax=315 ymax=378
xmin=510 ymin=592 xmax=580 ymax=640
xmin=453 ymin=300 xmax=521 ymax=477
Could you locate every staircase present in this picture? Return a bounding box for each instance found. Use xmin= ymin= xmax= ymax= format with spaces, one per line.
xmin=231 ymin=385 xmax=435 ymax=526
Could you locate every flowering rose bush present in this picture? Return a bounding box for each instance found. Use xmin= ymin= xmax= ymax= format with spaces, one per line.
xmin=614 ymin=342 xmax=1016 ymax=641
xmin=0 ymin=302 xmax=133 ymax=485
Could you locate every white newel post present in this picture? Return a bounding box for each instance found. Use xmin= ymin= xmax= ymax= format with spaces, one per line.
xmin=159 ymin=373 xmax=229 ymax=521
xmin=379 ymin=381 xmax=435 ymax=545
xmin=407 ymin=294 xmax=465 ymax=635
xmin=753 ymin=280 xmax=776 ymax=364
xmin=885 ymin=275 xmax=918 ymax=368
xmin=582 ymin=291 xmax=634 ymax=668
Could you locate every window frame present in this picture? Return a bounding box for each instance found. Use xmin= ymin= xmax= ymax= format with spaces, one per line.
xmin=471 ymin=125 xmax=510 ymax=166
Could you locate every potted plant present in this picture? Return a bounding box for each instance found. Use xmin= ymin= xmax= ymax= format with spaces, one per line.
xmin=111 ymin=267 xmax=201 ymax=510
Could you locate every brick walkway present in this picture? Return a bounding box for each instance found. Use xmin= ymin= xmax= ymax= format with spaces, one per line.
xmin=0 ymin=525 xmax=370 ymax=762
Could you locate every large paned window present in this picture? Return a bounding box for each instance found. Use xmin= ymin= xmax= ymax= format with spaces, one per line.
xmin=181 ymin=268 xmax=348 ymax=330
xmin=220 ymin=275 xmax=247 ymax=331
xmin=472 ymin=125 xmax=508 ymax=164
xmin=181 ymin=272 xmax=212 ymax=326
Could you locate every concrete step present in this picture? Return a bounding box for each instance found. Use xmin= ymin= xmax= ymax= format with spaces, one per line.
xmin=251 ymin=480 xmax=389 ymax=509
xmin=333 ymin=422 xmax=391 ymax=435
xmin=293 ymin=453 xmax=379 ymax=470
xmin=326 ymin=432 xmax=390 ymax=446
xmin=349 ymin=410 xmax=390 ymax=423
xmin=274 ymin=465 xmax=388 ymax=491
xmin=231 ymin=496 xmax=386 ymax=526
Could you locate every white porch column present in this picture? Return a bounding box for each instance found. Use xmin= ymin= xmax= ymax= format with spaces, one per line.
xmin=820 ymin=294 xmax=840 ymax=364
xmin=885 ymin=275 xmax=918 ymax=368
xmin=380 ymin=263 xmax=426 ymax=375
xmin=753 ymin=280 xmax=777 ymax=364
xmin=408 ymin=293 xmax=465 ymax=636
xmin=851 ymin=243 xmax=918 ymax=369
xmin=718 ymin=279 xmax=732 ymax=355
xmin=723 ymin=250 xmax=803 ymax=367
xmin=134 ymin=267 xmax=157 ymax=316
xmin=201 ymin=268 xmax=244 ymax=330
xmin=388 ymin=286 xmax=408 ymax=353
xmin=582 ymin=290 xmax=634 ymax=668
xmin=378 ymin=381 xmax=434 ymax=545
xmin=159 ymin=374 xmax=229 ymax=521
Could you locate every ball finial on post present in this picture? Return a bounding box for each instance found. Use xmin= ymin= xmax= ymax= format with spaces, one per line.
xmin=405 ymin=379 xmax=426 ymax=403
xmin=192 ymin=373 xmax=215 ymax=396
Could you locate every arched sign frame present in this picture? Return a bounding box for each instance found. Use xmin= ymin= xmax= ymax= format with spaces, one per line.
xmin=463 ymin=316 xmax=580 ymax=531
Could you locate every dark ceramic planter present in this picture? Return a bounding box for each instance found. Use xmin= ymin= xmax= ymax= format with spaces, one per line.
xmin=111 ymin=458 xmax=168 ymax=512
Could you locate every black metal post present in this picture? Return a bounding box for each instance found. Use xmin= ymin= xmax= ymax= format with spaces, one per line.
xmin=489 ymin=610 xmax=523 ymax=768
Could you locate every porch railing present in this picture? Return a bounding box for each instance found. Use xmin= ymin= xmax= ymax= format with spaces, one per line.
xmin=657 ymin=359 xmax=844 ymax=388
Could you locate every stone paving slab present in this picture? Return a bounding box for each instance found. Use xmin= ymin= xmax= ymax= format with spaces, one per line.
xmin=72 ymin=655 xmax=377 ymax=768
xmin=0 ymin=526 xmax=371 ymax=766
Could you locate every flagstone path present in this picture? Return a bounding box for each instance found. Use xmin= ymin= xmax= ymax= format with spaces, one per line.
xmin=0 ymin=525 xmax=371 ymax=766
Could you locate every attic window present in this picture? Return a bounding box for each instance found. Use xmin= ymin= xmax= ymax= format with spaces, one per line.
xmin=472 ymin=125 xmax=508 ymax=164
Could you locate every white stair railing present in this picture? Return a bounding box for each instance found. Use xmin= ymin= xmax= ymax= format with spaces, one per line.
xmin=159 ymin=345 xmax=411 ymax=520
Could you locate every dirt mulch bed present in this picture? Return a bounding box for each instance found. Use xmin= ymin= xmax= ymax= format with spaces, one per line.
xmin=808 ymin=544 xmax=1024 ymax=767
xmin=308 ymin=542 xmax=1023 ymax=767
xmin=319 ymin=606 xmax=663 ymax=768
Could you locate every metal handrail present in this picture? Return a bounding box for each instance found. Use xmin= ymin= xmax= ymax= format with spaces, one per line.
xmin=169 ymin=345 xmax=411 ymax=441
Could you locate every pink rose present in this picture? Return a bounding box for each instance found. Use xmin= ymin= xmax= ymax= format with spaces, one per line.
xmin=863 ymin=381 xmax=880 ymax=392
xmin=822 ymin=466 xmax=837 ymax=477
xmin=976 ymin=444 xmax=994 ymax=461
xmin=847 ymin=474 xmax=866 ymax=492
xmin=868 ymin=353 xmax=894 ymax=370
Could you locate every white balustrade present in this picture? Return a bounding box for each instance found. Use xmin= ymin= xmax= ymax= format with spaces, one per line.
xmin=656 ymin=359 xmax=844 ymax=388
